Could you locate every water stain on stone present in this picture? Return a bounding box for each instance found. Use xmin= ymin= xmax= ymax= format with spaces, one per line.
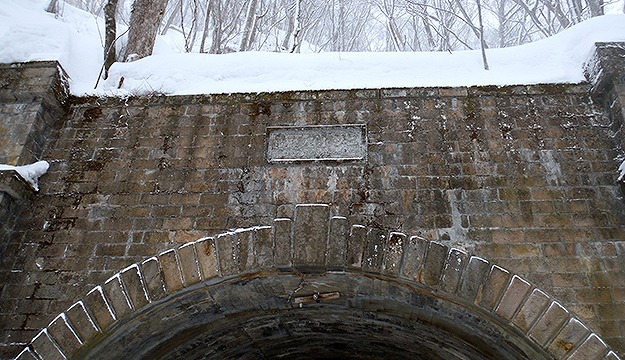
xmin=555 ymin=339 xmax=575 ymax=352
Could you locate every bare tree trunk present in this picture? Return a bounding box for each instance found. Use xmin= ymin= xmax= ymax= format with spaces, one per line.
xmin=240 ymin=0 xmax=259 ymax=51
xmin=588 ymin=0 xmax=604 ymax=17
xmin=124 ymin=0 xmax=169 ymax=61
xmin=104 ymin=0 xmax=119 ymax=79
xmin=199 ymin=0 xmax=214 ymax=53
xmin=477 ymin=0 xmax=489 ymax=70
xmin=210 ymin=0 xmax=223 ymax=54
xmin=289 ymin=0 xmax=303 ymax=53
xmin=45 ymin=0 xmax=59 ymax=14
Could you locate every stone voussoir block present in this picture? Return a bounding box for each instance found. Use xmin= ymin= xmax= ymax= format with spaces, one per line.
xmin=157 ymin=249 xmax=185 ymax=293
xmin=566 ymin=333 xmax=610 ymax=360
xmin=177 ymin=242 xmax=202 ymax=286
xmin=273 ymin=218 xmax=292 ymax=269
xmin=64 ymin=301 xmax=99 ymax=345
xmin=457 ymin=256 xmax=490 ymax=303
xmin=293 ymin=204 xmax=330 ymax=271
xmin=529 ymin=300 xmax=570 ymax=347
xmin=439 ymin=247 xmax=469 ymax=294
xmin=495 ymin=275 xmax=532 ymax=321
xmin=237 ymin=229 xmax=257 ymax=272
xmin=382 ymin=232 xmax=406 ymax=277
xmin=102 ymin=274 xmax=133 ymax=320
xmin=140 ymin=256 xmax=167 ymax=301
xmin=46 ymin=313 xmax=82 ymax=358
xmin=547 ymin=317 xmax=590 ymax=359
xmin=421 ymin=241 xmax=448 ymax=287
xmin=478 ymin=265 xmax=510 ymax=311
xmin=347 ymin=224 xmax=366 ymax=270
xmin=400 ymin=235 xmax=428 ymax=281
xmin=326 ymin=216 xmax=349 ymax=270
xmin=513 ymin=288 xmax=551 ymax=333
xmin=120 ymin=264 xmax=150 ymax=310
xmin=82 ymin=285 xmax=116 ymax=331
xmin=363 ymin=228 xmax=386 ymax=273
xmin=30 ymin=329 xmax=66 ymax=360
xmin=194 ymin=237 xmax=219 ymax=280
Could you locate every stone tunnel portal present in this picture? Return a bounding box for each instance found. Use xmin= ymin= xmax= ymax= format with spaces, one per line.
xmin=19 ymin=205 xmax=617 ymax=360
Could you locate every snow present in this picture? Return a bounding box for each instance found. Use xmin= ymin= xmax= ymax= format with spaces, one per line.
xmin=618 ymin=159 xmax=625 ymax=182
xmin=0 ymin=160 xmax=50 ymax=191
xmin=0 ymin=0 xmax=624 ymax=97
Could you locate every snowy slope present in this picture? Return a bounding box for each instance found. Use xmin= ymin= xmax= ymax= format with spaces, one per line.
xmin=0 ymin=0 xmax=625 ymax=96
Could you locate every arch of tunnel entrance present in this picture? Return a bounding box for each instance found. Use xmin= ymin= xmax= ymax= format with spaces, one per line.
xmin=16 ymin=204 xmax=620 ymax=360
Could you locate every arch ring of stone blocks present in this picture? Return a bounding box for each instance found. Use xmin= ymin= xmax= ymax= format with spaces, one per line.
xmin=16 ymin=204 xmax=621 ymax=360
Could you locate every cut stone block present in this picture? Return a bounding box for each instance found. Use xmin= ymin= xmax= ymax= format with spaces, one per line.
xmin=65 ymin=301 xmax=98 ymax=343
xmin=529 ymin=301 xmax=569 ymax=346
xmin=326 ymin=216 xmax=349 ymax=269
xmin=513 ymin=288 xmax=550 ymax=333
xmin=363 ymin=228 xmax=386 ymax=273
xmin=158 ymin=249 xmax=185 ymax=293
xmin=495 ymin=275 xmax=532 ymax=321
xmin=102 ymin=274 xmax=132 ymax=319
xmin=31 ymin=330 xmax=66 ymax=360
xmin=478 ymin=265 xmax=510 ymax=311
xmin=567 ymin=334 xmax=609 ymax=360
xmin=47 ymin=314 xmax=82 ymax=358
xmin=547 ymin=318 xmax=590 ymax=359
xmin=195 ymin=238 xmax=219 ymax=280
xmin=178 ymin=242 xmax=201 ymax=286
xmin=140 ymin=257 xmax=167 ymax=301
xmin=273 ymin=218 xmax=292 ymax=269
xmin=215 ymin=233 xmax=239 ymax=276
xmin=238 ymin=230 xmax=257 ymax=272
xmin=293 ymin=204 xmax=329 ymax=270
xmin=383 ymin=232 xmax=406 ymax=277
xmin=440 ymin=248 xmax=469 ymax=294
xmin=83 ymin=286 xmax=116 ymax=331
xmin=422 ymin=241 xmax=448 ymax=287
xmin=401 ymin=235 xmax=428 ymax=281
xmin=255 ymin=227 xmax=274 ymax=269
xmin=457 ymin=256 xmax=490 ymax=303
xmin=120 ymin=264 xmax=149 ymax=310
xmin=347 ymin=225 xmax=366 ymax=269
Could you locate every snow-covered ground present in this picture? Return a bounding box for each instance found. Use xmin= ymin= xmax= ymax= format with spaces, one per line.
xmin=0 ymin=0 xmax=625 ymax=97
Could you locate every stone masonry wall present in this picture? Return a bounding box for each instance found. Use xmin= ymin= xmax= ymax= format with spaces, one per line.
xmin=1 ymin=56 xmax=625 ymax=358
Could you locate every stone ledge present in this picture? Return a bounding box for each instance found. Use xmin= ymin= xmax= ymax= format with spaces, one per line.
xmin=0 ymin=170 xmax=37 ymax=201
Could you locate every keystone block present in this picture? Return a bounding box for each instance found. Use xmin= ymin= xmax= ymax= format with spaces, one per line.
xmin=293 ymin=204 xmax=330 ymax=270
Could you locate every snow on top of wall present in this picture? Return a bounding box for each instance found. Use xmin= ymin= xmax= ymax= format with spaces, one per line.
xmin=0 ymin=160 xmax=50 ymax=191
xmin=0 ymin=0 xmax=625 ymax=96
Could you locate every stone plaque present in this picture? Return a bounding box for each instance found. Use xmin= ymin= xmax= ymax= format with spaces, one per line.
xmin=267 ymin=125 xmax=366 ymax=162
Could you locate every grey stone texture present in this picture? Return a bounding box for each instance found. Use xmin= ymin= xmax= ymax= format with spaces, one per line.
xmin=1 ymin=43 xmax=625 ymax=358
